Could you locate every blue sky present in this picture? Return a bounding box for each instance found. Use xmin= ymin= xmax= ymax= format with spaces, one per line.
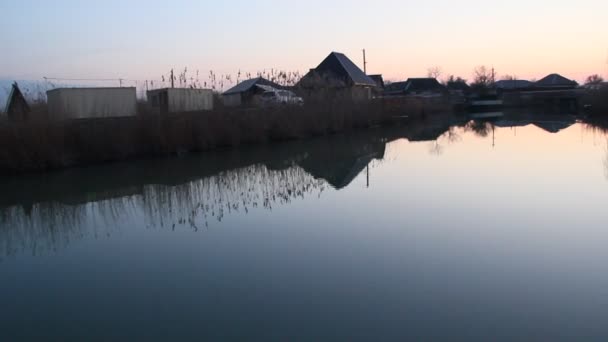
xmin=1 ymin=0 xmax=607 ymax=86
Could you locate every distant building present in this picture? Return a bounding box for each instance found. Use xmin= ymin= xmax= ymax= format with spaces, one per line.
xmin=494 ymin=80 xmax=533 ymax=91
xmin=4 ymin=82 xmax=30 ymax=122
xmin=47 ymin=87 xmax=137 ymax=120
xmin=384 ymin=78 xmax=446 ymax=97
xmin=147 ymin=88 xmax=213 ymax=114
xmin=535 ymin=74 xmax=578 ymax=90
xmin=222 ymin=77 xmax=285 ymax=107
xmin=297 ymin=52 xmax=377 ymax=102
xmin=368 ymin=75 xmax=385 ymax=89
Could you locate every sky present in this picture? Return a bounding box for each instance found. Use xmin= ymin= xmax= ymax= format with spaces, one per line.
xmin=1 ymin=0 xmax=607 ymax=87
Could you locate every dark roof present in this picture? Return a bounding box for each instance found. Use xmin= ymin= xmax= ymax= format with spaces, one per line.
xmin=494 ymin=80 xmax=533 ymax=90
xmin=536 ymin=74 xmax=577 ymax=87
xmin=223 ymin=77 xmax=284 ymax=95
xmin=313 ymin=52 xmax=377 ymax=87
xmin=383 ymin=81 xmax=409 ymax=95
xmin=404 ymin=78 xmax=445 ymax=93
xmin=446 ymin=81 xmax=470 ymax=91
xmin=5 ymin=82 xmax=30 ymax=115
xmin=368 ymin=74 xmax=385 ymax=88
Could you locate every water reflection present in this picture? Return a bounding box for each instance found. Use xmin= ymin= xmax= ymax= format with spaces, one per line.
xmin=1 ymin=112 xmax=608 ymax=259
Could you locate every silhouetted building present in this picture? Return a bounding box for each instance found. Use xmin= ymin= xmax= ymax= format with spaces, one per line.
xmin=222 ymin=77 xmax=285 ymax=107
xmin=384 ymin=78 xmax=446 ymax=97
xmin=369 ymin=75 xmax=385 ymax=89
xmin=494 ymin=80 xmax=533 ymax=91
xmin=535 ymin=74 xmax=578 ymax=90
xmin=4 ymin=82 xmax=30 ymax=122
xmin=297 ymin=52 xmax=377 ymax=102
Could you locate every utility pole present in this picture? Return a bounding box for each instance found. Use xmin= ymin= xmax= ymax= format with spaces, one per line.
xmin=362 ymin=49 xmax=367 ymax=74
xmin=119 ymin=78 xmax=123 ymax=87
xmin=170 ymin=69 xmax=175 ymax=88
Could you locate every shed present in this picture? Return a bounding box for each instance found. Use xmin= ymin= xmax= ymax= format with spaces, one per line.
xmin=4 ymin=82 xmax=30 ymax=122
xmin=297 ymin=52 xmax=377 ymax=102
xmin=147 ymin=88 xmax=213 ymax=113
xmin=47 ymin=87 xmax=137 ymax=120
xmin=222 ymin=77 xmax=285 ymax=107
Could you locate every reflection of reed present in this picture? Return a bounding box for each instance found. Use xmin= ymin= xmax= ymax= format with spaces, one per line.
xmin=0 ymin=164 xmax=324 ymax=259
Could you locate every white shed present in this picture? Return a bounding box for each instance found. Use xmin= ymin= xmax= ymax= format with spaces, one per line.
xmin=147 ymin=88 xmax=213 ymax=113
xmin=47 ymin=87 xmax=137 ymax=120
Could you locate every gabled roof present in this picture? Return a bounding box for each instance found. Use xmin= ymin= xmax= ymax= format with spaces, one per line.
xmin=313 ymin=52 xmax=377 ymax=87
xmin=404 ymin=78 xmax=445 ymax=93
xmin=446 ymin=80 xmax=470 ymax=91
xmin=536 ymin=74 xmax=577 ymax=87
xmin=494 ymin=80 xmax=533 ymax=90
xmin=4 ymin=82 xmax=30 ymax=114
xmin=383 ymin=81 xmax=409 ymax=95
xmin=223 ymin=77 xmax=283 ymax=95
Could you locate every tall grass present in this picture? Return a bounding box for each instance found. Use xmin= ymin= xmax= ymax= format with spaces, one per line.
xmin=0 ymin=97 xmax=450 ymax=174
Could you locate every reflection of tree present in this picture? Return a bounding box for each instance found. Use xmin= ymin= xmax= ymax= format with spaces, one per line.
xmin=0 ymin=164 xmax=325 ymax=259
xmin=465 ymin=120 xmax=494 ymax=137
xmin=605 ymin=140 xmax=608 ymax=181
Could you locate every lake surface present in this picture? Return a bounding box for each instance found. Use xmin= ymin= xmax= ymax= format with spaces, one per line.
xmin=2 ymin=113 xmax=608 ymax=341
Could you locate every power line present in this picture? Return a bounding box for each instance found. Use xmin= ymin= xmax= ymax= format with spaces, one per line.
xmin=43 ymin=77 xmax=141 ymax=82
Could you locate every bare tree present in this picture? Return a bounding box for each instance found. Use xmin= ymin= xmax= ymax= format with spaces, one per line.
xmin=427 ymin=66 xmax=443 ymax=79
xmin=586 ymin=74 xmax=604 ymax=85
xmin=471 ymin=66 xmax=496 ymax=89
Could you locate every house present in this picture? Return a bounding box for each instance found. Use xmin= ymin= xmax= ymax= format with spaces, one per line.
xmin=494 ymin=80 xmax=533 ymax=91
xmin=222 ymin=77 xmax=285 ymax=107
xmin=46 ymin=87 xmax=137 ymax=120
xmin=147 ymin=88 xmax=213 ymax=114
xmin=297 ymin=52 xmax=377 ymax=102
xmin=384 ymin=78 xmax=446 ymax=97
xmin=4 ymin=82 xmax=30 ymax=122
xmin=535 ymin=74 xmax=578 ymax=90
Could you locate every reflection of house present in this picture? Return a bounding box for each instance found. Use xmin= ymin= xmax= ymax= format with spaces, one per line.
xmin=4 ymin=82 xmax=30 ymax=122
xmin=535 ymin=74 xmax=578 ymax=90
xmin=222 ymin=77 xmax=285 ymax=107
xmin=297 ymin=52 xmax=377 ymax=102
xmin=47 ymin=87 xmax=137 ymax=120
xmin=147 ymin=88 xmax=213 ymax=114
xmin=384 ymin=78 xmax=446 ymax=97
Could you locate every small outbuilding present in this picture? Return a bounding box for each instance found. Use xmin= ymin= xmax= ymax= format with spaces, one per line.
xmin=222 ymin=77 xmax=285 ymax=107
xmin=147 ymin=88 xmax=213 ymax=114
xmin=47 ymin=87 xmax=137 ymax=120
xmin=297 ymin=52 xmax=378 ymax=102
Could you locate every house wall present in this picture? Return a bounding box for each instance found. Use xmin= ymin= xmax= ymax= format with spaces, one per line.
xmin=47 ymin=88 xmax=137 ymax=120
xmin=167 ymin=89 xmax=213 ymax=112
xmin=223 ymin=93 xmax=242 ymax=107
xmin=147 ymin=88 xmax=213 ymax=113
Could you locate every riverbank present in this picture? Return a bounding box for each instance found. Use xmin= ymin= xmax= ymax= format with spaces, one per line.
xmin=0 ymin=98 xmax=451 ymax=174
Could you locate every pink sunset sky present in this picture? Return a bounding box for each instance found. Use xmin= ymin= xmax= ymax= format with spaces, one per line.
xmin=1 ymin=0 xmax=607 ymax=86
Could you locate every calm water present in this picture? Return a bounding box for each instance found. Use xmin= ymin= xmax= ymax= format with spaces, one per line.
xmin=2 ymin=114 xmax=608 ymax=341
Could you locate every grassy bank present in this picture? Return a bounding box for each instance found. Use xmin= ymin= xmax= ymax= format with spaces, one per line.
xmin=0 ymin=98 xmax=451 ymax=174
